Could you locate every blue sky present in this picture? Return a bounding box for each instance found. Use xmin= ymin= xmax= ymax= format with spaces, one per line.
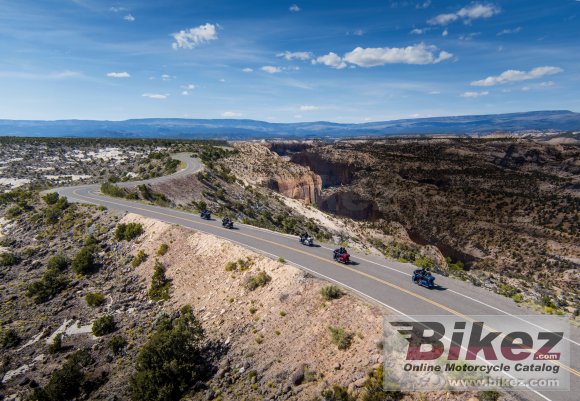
xmin=0 ymin=0 xmax=579 ymax=122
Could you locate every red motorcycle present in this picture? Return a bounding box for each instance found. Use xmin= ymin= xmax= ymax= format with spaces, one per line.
xmin=333 ymin=248 xmax=351 ymax=264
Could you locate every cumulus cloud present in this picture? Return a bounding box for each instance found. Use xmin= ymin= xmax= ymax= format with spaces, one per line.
xmin=289 ymin=4 xmax=301 ymax=12
xmin=142 ymin=93 xmax=168 ymax=99
xmin=261 ymin=66 xmax=282 ymax=74
xmin=242 ymin=68 xmax=254 ymax=73
xmin=312 ymin=52 xmax=347 ymax=69
xmin=343 ymin=44 xmax=453 ymax=67
xmin=277 ymin=51 xmax=312 ymax=61
xmin=299 ymin=105 xmax=319 ymax=111
xmin=471 ymin=66 xmax=563 ymax=86
xmin=123 ymin=14 xmax=135 ymax=22
xmin=172 ymin=23 xmax=218 ymax=50
xmin=460 ymin=91 xmax=489 ymax=98
xmin=222 ymin=111 xmax=242 ymax=117
xmin=106 ymin=72 xmax=130 ymax=78
xmin=428 ymin=3 xmax=500 ymax=25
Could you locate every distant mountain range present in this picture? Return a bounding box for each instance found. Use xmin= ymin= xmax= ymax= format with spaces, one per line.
xmin=0 ymin=110 xmax=579 ymax=139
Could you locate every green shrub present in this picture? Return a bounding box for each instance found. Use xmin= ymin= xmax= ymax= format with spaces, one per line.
xmin=478 ymin=390 xmax=501 ymax=401
xmin=29 ymin=350 xmax=93 ymax=401
xmin=328 ymin=326 xmax=353 ymax=351
xmin=100 ymin=182 xmax=127 ymax=198
xmin=5 ymin=205 xmax=23 ymax=219
xmin=320 ymin=385 xmax=354 ymax=401
xmin=157 ymin=243 xmax=169 ymax=256
xmin=0 ymin=328 xmax=21 ymax=349
xmin=245 ymin=271 xmax=271 ymax=291
xmin=46 ymin=254 xmax=69 ymax=271
xmin=48 ymin=334 xmax=62 ymax=354
xmin=225 ymin=261 xmax=237 ymax=271
xmin=321 ymin=285 xmax=344 ymax=301
xmin=0 ymin=252 xmax=19 ymax=266
xmin=360 ymin=365 xmax=402 ymax=401
xmin=128 ymin=305 xmax=205 ymax=401
xmin=27 ymin=268 xmax=69 ymax=304
xmin=277 ymin=257 xmax=286 ymax=263
xmin=83 ymin=235 xmax=99 ymax=247
xmin=109 ymin=335 xmax=127 ymax=355
xmin=92 ymin=315 xmax=116 ymax=337
xmin=42 ymin=192 xmax=60 ymax=205
xmin=71 ymin=246 xmax=96 ymax=275
xmin=115 ymin=223 xmax=144 ymax=241
xmin=512 ymin=293 xmax=523 ymax=303
xmin=85 ymin=292 xmax=105 ymax=307
xmin=131 ymin=250 xmax=147 ymax=267
xmin=148 ymin=261 xmax=171 ymax=301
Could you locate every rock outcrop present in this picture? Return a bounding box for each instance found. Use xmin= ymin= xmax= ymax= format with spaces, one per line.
xmin=220 ymin=143 xmax=322 ymax=203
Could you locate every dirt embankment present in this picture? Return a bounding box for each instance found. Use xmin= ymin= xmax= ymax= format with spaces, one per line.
xmin=123 ymin=213 xmax=386 ymax=400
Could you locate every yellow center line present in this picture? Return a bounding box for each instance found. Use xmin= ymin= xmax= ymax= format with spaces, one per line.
xmin=73 ymin=188 xmax=580 ymax=378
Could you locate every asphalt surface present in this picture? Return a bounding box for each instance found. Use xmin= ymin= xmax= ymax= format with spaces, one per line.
xmin=53 ymin=154 xmax=579 ymax=401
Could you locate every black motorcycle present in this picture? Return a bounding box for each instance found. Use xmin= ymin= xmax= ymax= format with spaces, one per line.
xmin=200 ymin=210 xmax=211 ymax=220
xmin=222 ymin=217 xmax=234 ymax=229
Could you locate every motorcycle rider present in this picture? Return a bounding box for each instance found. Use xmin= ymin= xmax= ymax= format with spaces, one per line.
xmin=334 ymin=246 xmax=347 ymax=257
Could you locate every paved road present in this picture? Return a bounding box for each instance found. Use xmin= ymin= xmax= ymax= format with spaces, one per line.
xmin=54 ymin=154 xmax=579 ymax=401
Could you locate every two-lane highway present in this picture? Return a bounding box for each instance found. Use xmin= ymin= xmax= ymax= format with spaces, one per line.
xmin=53 ymin=154 xmax=579 ymax=401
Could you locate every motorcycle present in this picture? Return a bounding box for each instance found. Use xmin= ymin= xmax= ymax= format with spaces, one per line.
xmin=412 ymin=269 xmax=436 ymax=289
xmin=222 ymin=218 xmax=234 ymax=229
xmin=200 ymin=210 xmax=211 ymax=220
xmin=333 ymin=249 xmax=350 ymax=264
xmin=299 ymin=235 xmax=314 ymax=246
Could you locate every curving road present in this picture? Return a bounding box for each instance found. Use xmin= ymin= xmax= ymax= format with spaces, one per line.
xmin=53 ymin=154 xmax=578 ymax=401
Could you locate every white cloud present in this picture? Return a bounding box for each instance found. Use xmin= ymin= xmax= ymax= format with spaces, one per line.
xmin=460 ymin=91 xmax=489 ymax=98
xmin=299 ymin=105 xmax=319 ymax=111
xmin=348 ymin=29 xmax=364 ymax=36
xmin=242 ymin=68 xmax=254 ymax=73
xmin=106 ymin=72 xmax=130 ymax=78
xmin=123 ymin=14 xmax=135 ymax=22
xmin=142 ymin=93 xmax=168 ymax=99
xmin=343 ymin=44 xmax=453 ymax=67
xmin=172 ymin=23 xmax=218 ymax=50
xmin=411 ymin=28 xmax=427 ymax=34
xmin=312 ymin=52 xmax=347 ymax=69
xmin=442 ymin=28 xmax=449 ymax=37
xmin=497 ymin=27 xmax=522 ymax=36
xmin=182 ymin=84 xmax=196 ymax=90
xmin=417 ymin=0 xmax=432 ymax=8
xmin=428 ymin=3 xmax=500 ymax=25
xmin=222 ymin=111 xmax=242 ymax=117
xmin=459 ymin=32 xmax=481 ymax=41
xmin=109 ymin=6 xmax=126 ymax=13
xmin=428 ymin=13 xmax=459 ymax=25
xmin=161 ymin=74 xmax=172 ymax=81
xmin=471 ymin=66 xmax=563 ymax=86
xmin=457 ymin=3 xmax=499 ymax=20
xmin=428 ymin=90 xmax=441 ymax=95
xmin=277 ymin=51 xmax=312 ymax=61
xmin=289 ymin=4 xmax=301 ymax=12
xmin=261 ymin=66 xmax=282 ymax=74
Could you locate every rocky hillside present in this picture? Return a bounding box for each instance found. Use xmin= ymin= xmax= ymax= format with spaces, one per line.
xmin=271 ymin=138 xmax=579 ymax=316
xmin=220 ymin=143 xmax=322 ymax=204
